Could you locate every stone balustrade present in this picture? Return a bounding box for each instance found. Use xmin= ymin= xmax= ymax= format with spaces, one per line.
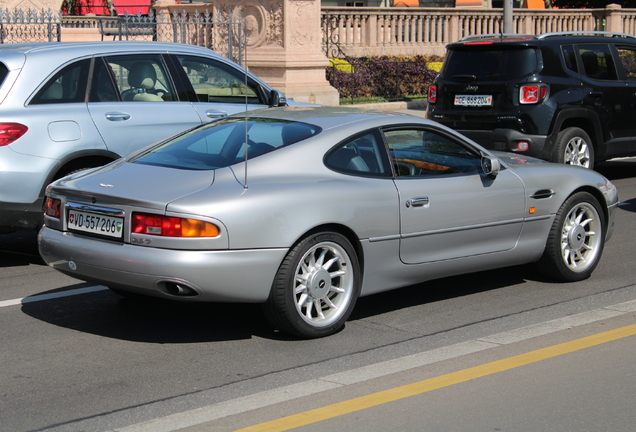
xmin=322 ymin=4 xmax=636 ymax=57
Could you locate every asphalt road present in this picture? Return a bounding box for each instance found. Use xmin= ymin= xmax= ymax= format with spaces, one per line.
xmin=2 ymin=157 xmax=636 ymax=432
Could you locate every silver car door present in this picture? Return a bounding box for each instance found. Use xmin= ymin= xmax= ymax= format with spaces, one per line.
xmin=384 ymin=127 xmax=526 ymax=265
xmin=18 ymin=58 xmax=108 ymax=160
xmin=87 ymin=55 xmax=202 ymax=157
xmin=172 ymin=54 xmax=270 ymax=122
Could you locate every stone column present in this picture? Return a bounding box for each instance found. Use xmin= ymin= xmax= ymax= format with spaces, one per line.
xmin=214 ymin=0 xmax=339 ymax=105
xmin=604 ymin=4 xmax=623 ymax=34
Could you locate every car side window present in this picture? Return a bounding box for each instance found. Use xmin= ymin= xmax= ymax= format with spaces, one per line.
xmin=325 ymin=131 xmax=391 ymax=176
xmin=103 ymin=55 xmax=177 ymax=102
xmin=88 ymin=57 xmax=119 ymax=102
xmin=562 ymin=45 xmax=578 ymax=73
xmin=384 ymin=129 xmax=481 ymax=177
xmin=616 ymin=46 xmax=636 ymax=80
xmin=175 ymin=54 xmax=265 ymax=104
xmin=30 ymin=59 xmax=91 ymax=105
xmin=577 ymin=44 xmax=617 ymax=81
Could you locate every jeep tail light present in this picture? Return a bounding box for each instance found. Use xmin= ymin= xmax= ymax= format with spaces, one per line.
xmin=520 ymin=84 xmax=547 ymax=104
xmin=428 ymin=85 xmax=437 ymax=104
xmin=516 ymin=141 xmax=530 ymax=151
xmin=44 ymin=197 xmax=61 ymax=219
xmin=132 ymin=213 xmax=220 ymax=238
xmin=0 ymin=123 xmax=28 ymax=146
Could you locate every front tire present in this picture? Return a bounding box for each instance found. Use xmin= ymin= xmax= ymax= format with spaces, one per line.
xmin=553 ymin=127 xmax=594 ymax=169
xmin=263 ymin=231 xmax=361 ymax=338
xmin=536 ymin=191 xmax=605 ymax=282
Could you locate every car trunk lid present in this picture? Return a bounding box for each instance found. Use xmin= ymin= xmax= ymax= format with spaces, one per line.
xmin=50 ymin=160 xmax=215 ymax=211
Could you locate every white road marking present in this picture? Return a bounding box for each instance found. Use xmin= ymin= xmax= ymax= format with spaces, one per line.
xmin=0 ymin=285 xmax=109 ymax=308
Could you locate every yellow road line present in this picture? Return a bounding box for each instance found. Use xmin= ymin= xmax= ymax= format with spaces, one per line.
xmin=237 ymin=323 xmax=636 ymax=432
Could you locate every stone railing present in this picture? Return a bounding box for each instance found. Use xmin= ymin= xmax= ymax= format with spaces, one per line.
xmin=321 ymin=4 xmax=636 ymax=57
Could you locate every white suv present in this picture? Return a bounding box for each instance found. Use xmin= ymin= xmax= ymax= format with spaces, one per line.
xmin=0 ymin=41 xmax=290 ymax=232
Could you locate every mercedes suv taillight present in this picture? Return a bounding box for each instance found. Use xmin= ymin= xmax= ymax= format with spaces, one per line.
xmin=520 ymin=84 xmax=548 ymax=104
xmin=428 ymin=84 xmax=437 ymax=104
xmin=0 ymin=123 xmax=28 ymax=146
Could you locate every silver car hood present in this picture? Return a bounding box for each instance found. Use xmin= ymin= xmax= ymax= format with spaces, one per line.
xmin=492 ymin=151 xmax=551 ymax=167
xmin=51 ymin=161 xmax=215 ymax=210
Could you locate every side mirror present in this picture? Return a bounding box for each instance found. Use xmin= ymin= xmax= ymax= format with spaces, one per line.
xmin=481 ymin=155 xmax=501 ymax=177
xmin=269 ymin=89 xmax=287 ymax=107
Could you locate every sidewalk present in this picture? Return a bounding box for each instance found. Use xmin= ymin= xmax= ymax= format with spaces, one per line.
xmin=350 ymin=100 xmax=427 ymax=118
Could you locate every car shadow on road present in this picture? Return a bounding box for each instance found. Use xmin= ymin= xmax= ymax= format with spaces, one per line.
xmin=20 ymin=287 xmax=272 ymax=343
xmin=0 ymin=230 xmax=43 ymax=267
xmin=350 ymin=263 xmax=538 ymax=321
xmin=595 ymin=159 xmax=636 ymax=181
xmin=19 ymin=263 xmax=543 ymax=343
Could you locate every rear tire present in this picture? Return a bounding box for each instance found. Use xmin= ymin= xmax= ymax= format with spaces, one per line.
xmin=552 ymin=127 xmax=594 ymax=169
xmin=536 ymin=191 xmax=605 ymax=282
xmin=263 ymin=231 xmax=361 ymax=338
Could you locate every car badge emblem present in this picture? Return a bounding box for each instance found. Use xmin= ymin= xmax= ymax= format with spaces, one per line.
xmin=99 ymin=183 xmax=114 ymax=188
xmin=465 ymin=85 xmax=478 ymax=91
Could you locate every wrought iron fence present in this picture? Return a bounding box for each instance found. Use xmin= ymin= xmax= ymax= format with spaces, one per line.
xmin=90 ymin=10 xmax=245 ymax=65
xmin=0 ymin=9 xmax=61 ymax=43
xmin=0 ymin=8 xmax=245 ymax=66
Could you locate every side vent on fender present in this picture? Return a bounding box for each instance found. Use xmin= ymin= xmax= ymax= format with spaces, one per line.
xmin=531 ymin=189 xmax=555 ymax=199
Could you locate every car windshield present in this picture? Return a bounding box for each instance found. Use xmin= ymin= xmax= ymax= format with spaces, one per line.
xmin=443 ymin=46 xmax=539 ymax=81
xmin=130 ymin=117 xmax=321 ymax=170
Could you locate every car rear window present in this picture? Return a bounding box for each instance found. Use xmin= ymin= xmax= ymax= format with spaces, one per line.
xmin=131 ymin=117 xmax=321 ymax=170
xmin=442 ymin=46 xmax=539 ymax=81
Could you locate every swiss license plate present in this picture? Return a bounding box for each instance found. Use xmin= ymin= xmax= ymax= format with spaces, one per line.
xmin=68 ymin=209 xmax=123 ymax=238
xmin=454 ymin=94 xmax=493 ymax=107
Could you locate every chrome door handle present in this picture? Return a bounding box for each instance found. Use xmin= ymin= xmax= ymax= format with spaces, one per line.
xmin=205 ymin=110 xmax=228 ymax=119
xmin=105 ymin=112 xmax=131 ymax=121
xmin=410 ymin=197 xmax=429 ymax=207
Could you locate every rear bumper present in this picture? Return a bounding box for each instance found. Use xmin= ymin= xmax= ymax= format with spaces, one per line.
xmin=458 ymin=129 xmax=548 ymax=159
xmin=38 ymin=227 xmax=287 ymax=303
xmin=0 ymin=199 xmax=44 ymax=232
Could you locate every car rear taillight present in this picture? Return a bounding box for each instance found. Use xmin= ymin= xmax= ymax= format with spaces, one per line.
xmin=44 ymin=197 xmax=61 ymax=219
xmin=428 ymin=85 xmax=437 ymax=104
xmin=520 ymin=84 xmax=548 ymax=104
xmin=132 ymin=213 xmax=220 ymax=238
xmin=0 ymin=123 xmax=28 ymax=146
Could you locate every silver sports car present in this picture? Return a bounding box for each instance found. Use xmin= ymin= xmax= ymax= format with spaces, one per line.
xmin=38 ymin=106 xmax=618 ymax=338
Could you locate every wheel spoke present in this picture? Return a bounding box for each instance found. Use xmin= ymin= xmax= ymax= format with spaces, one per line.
xmin=323 ymin=297 xmax=337 ymax=309
xmin=304 ymin=298 xmax=314 ymax=319
xmin=315 ymin=249 xmax=327 ymax=268
xmin=329 ymin=269 xmax=346 ymax=278
xmin=297 ymin=292 xmax=308 ymax=307
xmin=314 ymin=301 xmax=326 ymax=319
xmin=322 ymin=255 xmax=339 ymax=270
xmin=330 ymin=286 xmax=345 ymax=294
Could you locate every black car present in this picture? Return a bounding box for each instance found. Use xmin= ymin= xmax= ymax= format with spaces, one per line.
xmin=426 ymin=31 xmax=636 ymax=168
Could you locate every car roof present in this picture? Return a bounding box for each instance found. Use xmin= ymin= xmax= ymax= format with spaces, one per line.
xmin=0 ymin=41 xmax=224 ymax=61
xmin=232 ymin=106 xmax=430 ymax=130
xmin=450 ymin=31 xmax=636 ymax=49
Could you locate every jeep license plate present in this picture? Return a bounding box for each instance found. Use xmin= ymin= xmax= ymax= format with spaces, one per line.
xmin=454 ymin=95 xmax=493 ymax=107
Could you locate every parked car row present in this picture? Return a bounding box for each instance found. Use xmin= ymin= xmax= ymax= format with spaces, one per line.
xmin=0 ymin=38 xmax=621 ymax=338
